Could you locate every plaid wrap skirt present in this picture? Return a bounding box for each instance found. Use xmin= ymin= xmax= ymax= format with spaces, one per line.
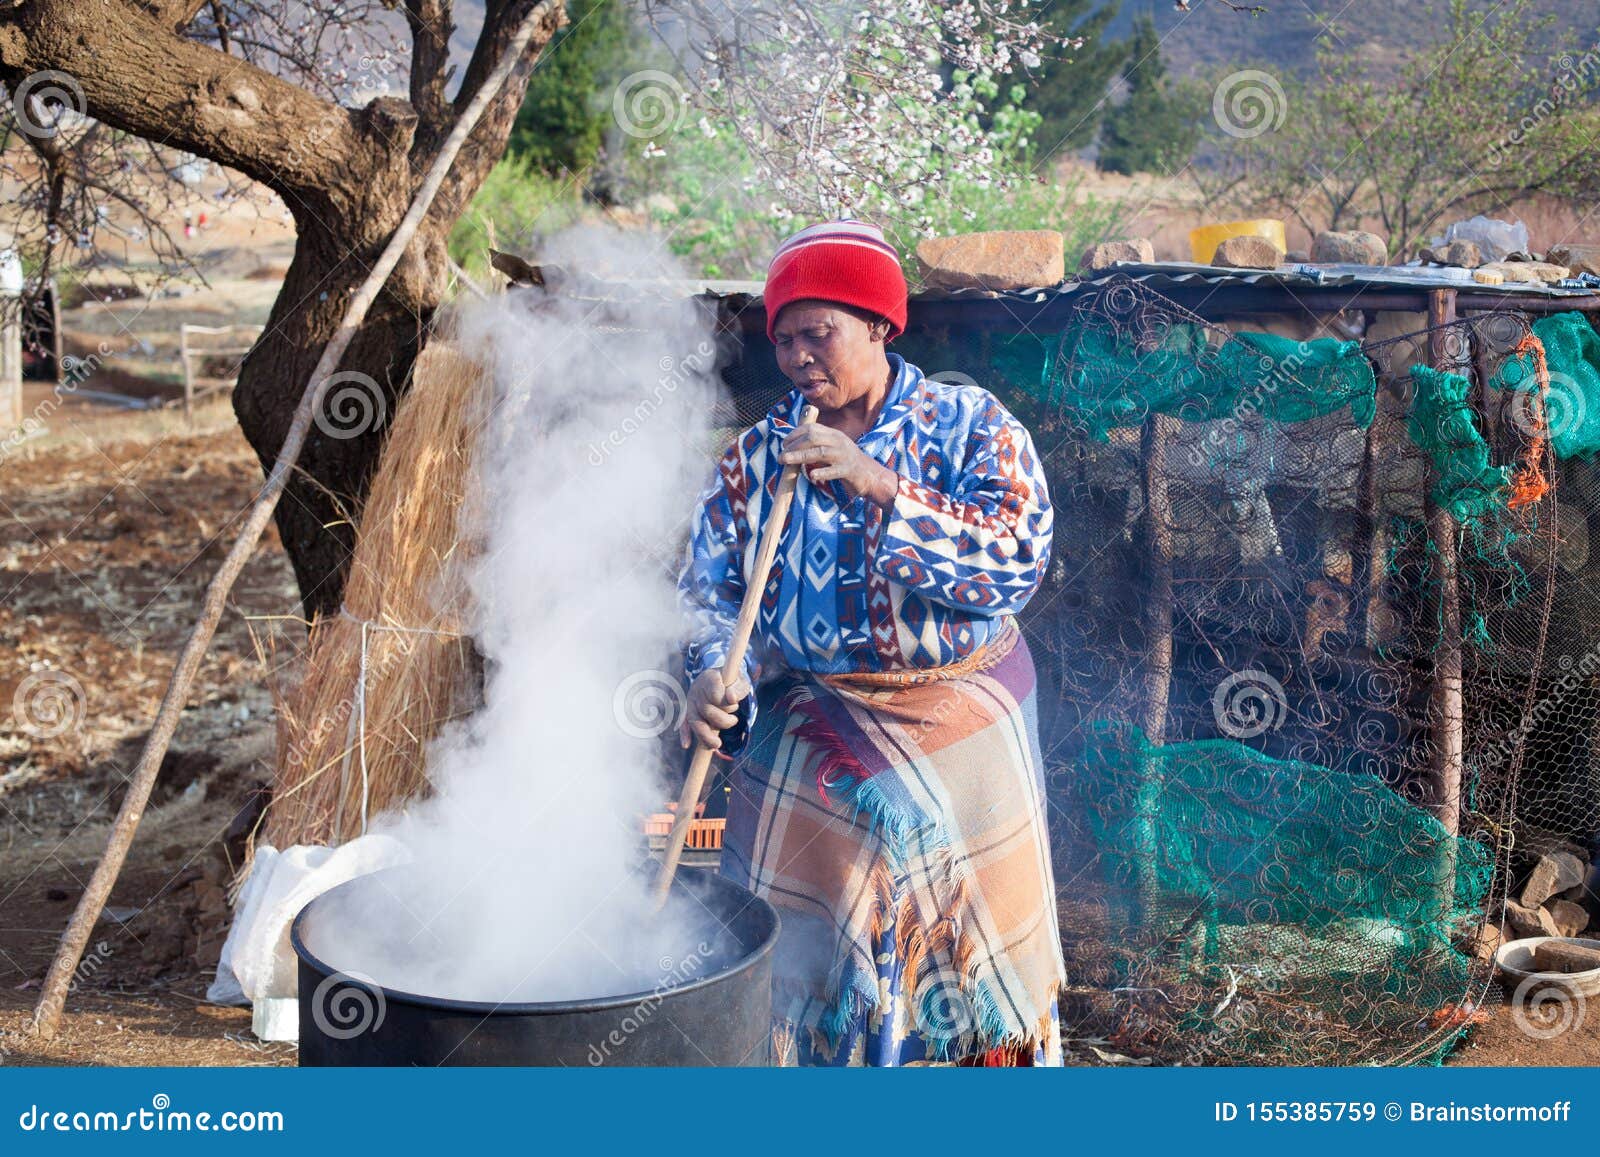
xmin=718 ymin=619 xmax=1066 ymax=1066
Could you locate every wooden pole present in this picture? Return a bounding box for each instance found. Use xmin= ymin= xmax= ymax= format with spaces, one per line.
xmin=180 ymin=324 xmax=195 ymax=426
xmin=0 ymin=295 xmax=21 ymax=429
xmin=651 ymin=404 xmax=819 ymax=909
xmin=49 ymin=280 xmax=63 ymax=390
xmin=1354 ymin=409 xmax=1384 ymax=649
xmin=1422 ymin=289 xmax=1465 ymax=933
xmin=1134 ymin=411 xmax=1177 ymax=930
xmin=28 ymin=0 xmax=561 ymax=1040
xmin=1424 ymin=289 xmax=1464 ymax=840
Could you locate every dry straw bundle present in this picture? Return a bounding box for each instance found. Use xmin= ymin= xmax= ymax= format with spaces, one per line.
xmin=265 ymin=341 xmax=490 ymax=849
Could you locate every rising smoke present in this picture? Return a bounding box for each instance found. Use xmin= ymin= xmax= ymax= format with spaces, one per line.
xmin=307 ymin=225 xmax=737 ymax=1002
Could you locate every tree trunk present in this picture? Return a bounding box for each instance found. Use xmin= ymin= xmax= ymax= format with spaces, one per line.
xmin=232 ymin=216 xmax=449 ymax=616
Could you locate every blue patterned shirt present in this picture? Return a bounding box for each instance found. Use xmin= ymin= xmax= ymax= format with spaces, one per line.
xmin=679 ymin=353 xmax=1053 ymax=707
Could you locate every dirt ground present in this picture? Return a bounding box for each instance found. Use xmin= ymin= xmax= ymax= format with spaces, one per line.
xmin=0 ymin=386 xmax=303 ymax=1066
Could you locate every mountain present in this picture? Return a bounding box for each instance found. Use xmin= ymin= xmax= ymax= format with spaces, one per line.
xmin=1104 ymin=0 xmax=1595 ymax=82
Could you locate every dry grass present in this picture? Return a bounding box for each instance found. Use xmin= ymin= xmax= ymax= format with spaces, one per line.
xmin=262 ymin=342 xmax=489 ymax=849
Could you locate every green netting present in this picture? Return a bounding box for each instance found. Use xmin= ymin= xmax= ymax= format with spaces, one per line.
xmin=1045 ymin=325 xmax=1378 ymax=440
xmin=1402 ymin=364 xmax=1536 ymax=656
xmin=1489 ymin=312 xmax=1600 ymax=460
xmin=1407 ymin=364 xmax=1510 ymax=524
xmin=1078 ymin=720 xmax=1495 ymax=1065
xmin=737 ymin=292 xmax=1579 ymax=1065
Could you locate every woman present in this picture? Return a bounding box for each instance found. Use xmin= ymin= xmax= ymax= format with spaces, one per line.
xmin=678 ymin=220 xmax=1065 ymax=1066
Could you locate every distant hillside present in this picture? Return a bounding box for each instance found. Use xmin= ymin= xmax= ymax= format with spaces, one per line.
xmin=444 ymin=2 xmax=1594 ymax=95
xmin=1104 ymin=0 xmax=1595 ymax=82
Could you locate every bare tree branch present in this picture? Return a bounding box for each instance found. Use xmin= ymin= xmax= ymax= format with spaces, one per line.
xmin=0 ymin=0 xmax=375 ymax=203
xmin=405 ymin=0 xmax=455 ymax=138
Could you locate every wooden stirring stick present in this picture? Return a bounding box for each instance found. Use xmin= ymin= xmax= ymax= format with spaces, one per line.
xmin=650 ymin=403 xmax=820 ymax=908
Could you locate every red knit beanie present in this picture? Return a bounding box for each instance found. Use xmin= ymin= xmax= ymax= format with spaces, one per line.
xmin=763 ymin=219 xmax=908 ymax=344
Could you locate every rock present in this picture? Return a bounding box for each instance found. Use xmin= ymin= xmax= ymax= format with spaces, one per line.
xmin=1473 ymin=268 xmax=1505 ymax=286
xmin=1504 ymin=899 xmax=1561 ymax=939
xmin=1548 ymin=899 xmax=1591 ymax=938
xmin=1547 ymin=243 xmax=1600 ymax=278
xmin=1285 ymin=250 xmax=1310 ymax=263
xmin=1470 ymin=922 xmax=1504 ymax=961
xmin=1532 ymin=939 xmax=1600 ymax=973
xmin=1522 ymin=851 xmax=1586 ymax=907
xmin=1478 ymin=260 xmax=1570 ymax=285
xmin=1080 ymin=239 xmax=1154 ymax=272
xmin=1558 ymin=882 xmax=1595 ymax=920
xmin=1420 ymin=241 xmax=1482 ymax=268
xmin=1310 ymin=230 xmax=1388 ymax=266
xmin=915 ymin=230 xmax=1065 ymax=292
xmin=1212 ymin=234 xmax=1284 ymax=269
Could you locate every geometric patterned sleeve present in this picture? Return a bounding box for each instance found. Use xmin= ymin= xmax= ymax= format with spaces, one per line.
xmin=677 ymin=446 xmax=763 ymax=695
xmin=872 ymin=394 xmax=1054 ymax=615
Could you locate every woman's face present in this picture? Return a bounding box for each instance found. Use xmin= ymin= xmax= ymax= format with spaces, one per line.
xmin=772 ymin=300 xmax=889 ymax=412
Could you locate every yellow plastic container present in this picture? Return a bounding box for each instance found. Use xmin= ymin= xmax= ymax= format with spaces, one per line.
xmin=1189 ymin=219 xmax=1288 ymax=264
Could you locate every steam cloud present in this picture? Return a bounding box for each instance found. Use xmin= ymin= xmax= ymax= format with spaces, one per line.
xmin=307 ymin=226 xmax=735 ymax=1002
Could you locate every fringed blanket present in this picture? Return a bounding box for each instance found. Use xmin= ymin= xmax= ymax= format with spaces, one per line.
xmin=719 ymin=620 xmax=1066 ymax=1066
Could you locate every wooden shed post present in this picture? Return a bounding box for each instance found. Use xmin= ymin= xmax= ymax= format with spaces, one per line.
xmin=0 ymin=295 xmax=20 ymax=430
xmin=1424 ymin=289 xmax=1465 ymax=838
xmin=1134 ymin=411 xmax=1178 ymax=930
xmin=1424 ymin=289 xmax=1465 ymax=926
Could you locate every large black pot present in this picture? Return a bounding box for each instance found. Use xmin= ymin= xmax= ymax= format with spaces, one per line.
xmin=291 ymin=868 xmax=779 ymax=1066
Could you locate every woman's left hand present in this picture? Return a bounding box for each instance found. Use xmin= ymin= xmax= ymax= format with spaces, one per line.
xmin=781 ymin=425 xmax=898 ymax=507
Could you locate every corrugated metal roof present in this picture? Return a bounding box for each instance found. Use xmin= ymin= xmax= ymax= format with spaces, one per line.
xmin=552 ymin=260 xmax=1600 ymax=304
xmin=1084 ymin=260 xmax=1600 ymax=298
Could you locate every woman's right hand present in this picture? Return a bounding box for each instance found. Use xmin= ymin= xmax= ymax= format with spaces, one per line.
xmin=680 ymin=668 xmax=751 ymax=752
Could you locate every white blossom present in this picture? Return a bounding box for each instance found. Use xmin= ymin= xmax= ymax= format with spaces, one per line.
xmin=645 ymin=0 xmax=1061 ymax=231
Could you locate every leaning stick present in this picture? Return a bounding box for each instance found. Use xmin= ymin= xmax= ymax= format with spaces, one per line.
xmin=29 ymin=0 xmax=561 ymax=1040
xmin=651 ymin=404 xmax=819 ymax=909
